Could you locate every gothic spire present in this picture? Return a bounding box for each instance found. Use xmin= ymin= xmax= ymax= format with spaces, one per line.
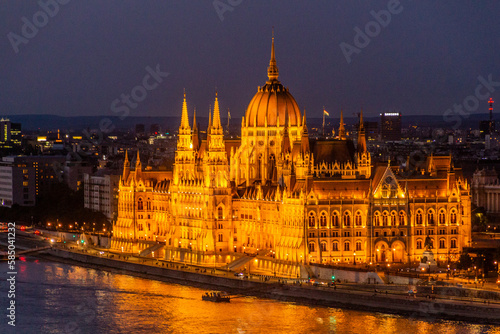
xmin=339 ymin=109 xmax=346 ymax=140
xmin=180 ymin=90 xmax=191 ymax=132
xmin=357 ymin=109 xmax=367 ymax=153
xmin=122 ymin=150 xmax=130 ymax=181
xmin=192 ymin=107 xmax=200 ymax=151
xmin=212 ymin=91 xmax=222 ymax=129
xmin=267 ymin=30 xmax=279 ymax=81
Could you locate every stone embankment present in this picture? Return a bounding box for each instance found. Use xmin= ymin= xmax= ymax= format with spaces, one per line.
xmin=44 ymin=248 xmax=500 ymax=325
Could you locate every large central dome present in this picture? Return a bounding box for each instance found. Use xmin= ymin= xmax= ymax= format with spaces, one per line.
xmin=245 ymin=37 xmax=301 ymax=127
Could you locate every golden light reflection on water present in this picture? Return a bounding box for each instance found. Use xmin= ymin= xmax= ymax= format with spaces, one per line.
xmin=8 ymin=260 xmax=500 ymax=334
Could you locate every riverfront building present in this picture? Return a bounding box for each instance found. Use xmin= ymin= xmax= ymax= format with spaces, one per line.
xmin=112 ymin=38 xmax=472 ymax=276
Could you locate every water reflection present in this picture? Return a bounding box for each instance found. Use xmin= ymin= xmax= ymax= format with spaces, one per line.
xmin=1 ymin=258 xmax=499 ymax=334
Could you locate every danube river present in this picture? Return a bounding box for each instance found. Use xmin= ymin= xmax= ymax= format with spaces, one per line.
xmin=1 ymin=257 xmax=499 ymax=334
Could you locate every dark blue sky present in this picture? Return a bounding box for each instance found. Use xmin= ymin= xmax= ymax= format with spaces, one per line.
xmin=1 ymin=1 xmax=499 ymax=121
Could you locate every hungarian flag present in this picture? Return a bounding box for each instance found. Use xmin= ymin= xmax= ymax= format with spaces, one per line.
xmin=323 ymin=109 xmax=329 ymax=116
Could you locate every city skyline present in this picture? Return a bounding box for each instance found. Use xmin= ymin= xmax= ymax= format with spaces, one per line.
xmin=1 ymin=1 xmax=499 ymax=121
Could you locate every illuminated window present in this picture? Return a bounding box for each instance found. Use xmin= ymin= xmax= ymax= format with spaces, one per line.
xmin=373 ymin=211 xmax=380 ymax=226
xmin=427 ymin=211 xmax=434 ymax=225
xmin=439 ymin=211 xmax=445 ymax=224
xmin=343 ymin=212 xmax=351 ymax=227
xmin=320 ymin=212 xmax=327 ymax=227
xmin=355 ymin=212 xmax=362 ymax=226
xmin=399 ymin=211 xmax=405 ymax=225
xmin=23 ymin=181 xmax=28 ymax=187
xmin=308 ymin=242 xmax=316 ymax=252
xmin=416 ymin=211 xmax=422 ymax=224
xmin=332 ymin=241 xmax=339 ymax=251
xmin=331 ymin=212 xmax=339 ymax=227
xmin=320 ymin=242 xmax=327 ymax=252
xmin=450 ymin=211 xmax=457 ymax=224
xmin=308 ymin=212 xmax=316 ymax=227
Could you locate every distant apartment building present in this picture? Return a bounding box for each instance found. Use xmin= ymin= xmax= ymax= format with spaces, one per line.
xmin=0 ymin=157 xmax=36 ymax=207
xmin=364 ymin=121 xmax=379 ymax=140
xmin=472 ymin=168 xmax=500 ymax=214
xmin=64 ymin=160 xmax=93 ymax=191
xmin=380 ymin=112 xmax=402 ymax=141
xmin=0 ymin=118 xmax=22 ymax=147
xmin=84 ymin=172 xmax=120 ymax=222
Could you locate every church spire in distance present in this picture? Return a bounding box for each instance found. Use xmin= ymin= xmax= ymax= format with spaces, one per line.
xmin=267 ymin=28 xmax=279 ymax=81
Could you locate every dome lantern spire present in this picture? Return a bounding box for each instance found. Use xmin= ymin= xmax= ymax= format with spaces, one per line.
xmin=267 ymin=29 xmax=279 ymax=81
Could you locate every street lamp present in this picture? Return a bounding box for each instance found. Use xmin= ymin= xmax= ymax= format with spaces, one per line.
xmin=353 ymin=252 xmax=356 ymax=265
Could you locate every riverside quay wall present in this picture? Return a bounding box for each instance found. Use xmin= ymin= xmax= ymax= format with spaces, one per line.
xmin=45 ymin=248 xmax=500 ymax=325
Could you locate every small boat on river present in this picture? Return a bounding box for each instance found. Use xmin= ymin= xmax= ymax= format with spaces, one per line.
xmin=202 ymin=291 xmax=230 ymax=303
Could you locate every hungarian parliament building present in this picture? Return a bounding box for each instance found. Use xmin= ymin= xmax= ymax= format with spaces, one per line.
xmin=111 ymin=38 xmax=472 ymax=276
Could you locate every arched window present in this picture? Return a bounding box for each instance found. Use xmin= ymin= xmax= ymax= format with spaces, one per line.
xmin=356 ymin=241 xmax=362 ymax=251
xmin=332 ymin=241 xmax=339 ymax=251
xmin=320 ymin=212 xmax=327 ymax=227
xmin=218 ymin=233 xmax=223 ymax=242
xmin=416 ymin=211 xmax=422 ymax=225
xmin=344 ymin=241 xmax=350 ymax=251
xmin=355 ymin=212 xmax=362 ymax=226
xmin=439 ymin=238 xmax=445 ymax=249
xmin=218 ymin=207 xmax=223 ymax=220
xmin=416 ymin=240 xmax=422 ymax=249
xmin=343 ymin=212 xmax=351 ymax=227
xmin=308 ymin=212 xmax=316 ymax=227
xmin=374 ymin=211 xmax=380 ymax=226
xmin=390 ymin=212 xmax=397 ymax=226
xmin=428 ymin=211 xmax=434 ymax=225
xmin=450 ymin=239 xmax=457 ymax=249
xmin=450 ymin=211 xmax=457 ymax=224
xmin=439 ymin=210 xmax=445 ymax=224
xmin=332 ymin=212 xmax=339 ymax=227
xmin=399 ymin=211 xmax=405 ymax=225
xmin=138 ymin=198 xmax=143 ymax=211
xmin=320 ymin=242 xmax=327 ymax=252
xmin=309 ymin=242 xmax=316 ymax=252
xmin=382 ymin=212 xmax=388 ymax=226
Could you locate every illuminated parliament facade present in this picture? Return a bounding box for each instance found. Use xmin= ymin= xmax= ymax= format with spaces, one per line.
xmin=112 ymin=38 xmax=471 ymax=276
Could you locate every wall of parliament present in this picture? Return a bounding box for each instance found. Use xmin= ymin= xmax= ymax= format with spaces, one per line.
xmin=111 ymin=38 xmax=471 ymax=276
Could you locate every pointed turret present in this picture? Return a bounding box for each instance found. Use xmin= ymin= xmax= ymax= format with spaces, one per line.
xmin=135 ymin=150 xmax=142 ymax=180
xmin=180 ymin=90 xmax=190 ymax=133
xmin=122 ymin=150 xmax=130 ymax=182
xmin=177 ymin=91 xmax=192 ymax=151
xmin=301 ymin=110 xmax=310 ymax=154
xmin=282 ymin=109 xmax=291 ymax=155
xmin=357 ymin=109 xmax=367 ymax=153
xmin=212 ymin=92 xmax=222 ymax=130
xmin=339 ymin=109 xmax=346 ymax=140
xmin=267 ymin=31 xmax=279 ymax=81
xmin=192 ymin=107 xmax=200 ymax=151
